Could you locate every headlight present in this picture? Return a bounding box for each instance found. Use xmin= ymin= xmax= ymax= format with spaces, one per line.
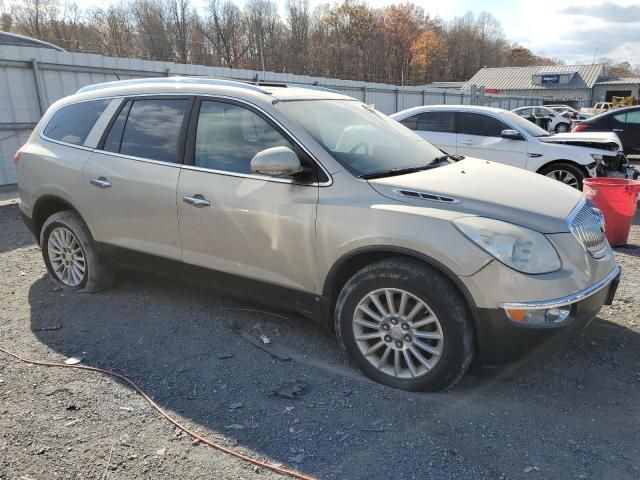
xmin=591 ymin=154 xmax=604 ymax=161
xmin=453 ymin=217 xmax=561 ymax=274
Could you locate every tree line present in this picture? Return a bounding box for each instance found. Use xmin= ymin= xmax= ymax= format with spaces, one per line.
xmin=1 ymin=0 xmax=637 ymax=85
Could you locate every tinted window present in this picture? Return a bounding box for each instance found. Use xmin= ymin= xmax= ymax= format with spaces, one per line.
xmin=194 ymin=101 xmax=295 ymax=174
xmin=624 ymin=111 xmax=640 ymax=124
xmin=399 ymin=116 xmax=417 ymax=130
xmin=516 ymin=108 xmax=533 ymax=117
xmin=414 ymin=112 xmax=456 ymax=133
xmin=459 ymin=113 xmax=509 ymax=137
xmin=43 ymin=99 xmax=111 ymax=145
xmin=114 ymin=99 xmax=191 ymax=163
xmin=103 ymin=101 xmax=131 ymax=153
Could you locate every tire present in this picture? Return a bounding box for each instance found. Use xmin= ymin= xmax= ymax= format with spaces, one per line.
xmin=40 ymin=210 xmax=115 ymax=292
xmin=538 ymin=162 xmax=586 ymax=190
xmin=555 ymin=122 xmax=570 ymax=133
xmin=334 ymin=257 xmax=474 ymax=392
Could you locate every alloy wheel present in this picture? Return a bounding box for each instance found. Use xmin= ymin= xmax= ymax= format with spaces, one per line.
xmin=47 ymin=226 xmax=86 ymax=287
xmin=545 ymin=169 xmax=579 ymax=188
xmin=352 ymin=288 xmax=444 ymax=379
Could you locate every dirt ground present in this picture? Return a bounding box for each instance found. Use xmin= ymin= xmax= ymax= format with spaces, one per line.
xmin=0 ymin=198 xmax=639 ymax=480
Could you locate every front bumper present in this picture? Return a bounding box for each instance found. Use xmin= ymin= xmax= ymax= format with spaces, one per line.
xmin=475 ymin=266 xmax=620 ymax=365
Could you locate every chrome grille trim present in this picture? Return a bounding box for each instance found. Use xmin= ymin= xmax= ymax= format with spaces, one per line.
xmin=567 ymin=200 xmax=608 ymax=258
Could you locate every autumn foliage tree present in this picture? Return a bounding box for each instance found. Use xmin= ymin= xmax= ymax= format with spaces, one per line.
xmin=1 ymin=0 xmax=567 ymax=84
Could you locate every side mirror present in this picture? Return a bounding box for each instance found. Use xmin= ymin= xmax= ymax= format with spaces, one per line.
xmin=250 ymin=146 xmax=303 ymax=177
xmin=501 ymin=129 xmax=523 ymax=140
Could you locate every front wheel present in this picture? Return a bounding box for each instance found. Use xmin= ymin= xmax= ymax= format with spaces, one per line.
xmin=334 ymin=258 xmax=474 ymax=392
xmin=539 ymin=162 xmax=586 ymax=190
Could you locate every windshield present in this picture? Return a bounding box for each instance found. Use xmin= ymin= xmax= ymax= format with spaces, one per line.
xmin=276 ymin=100 xmax=444 ymax=176
xmin=497 ymin=110 xmax=550 ymax=137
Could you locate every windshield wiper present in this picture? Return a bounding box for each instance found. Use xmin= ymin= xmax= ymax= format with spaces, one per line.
xmin=434 ymin=154 xmax=465 ymax=162
xmin=359 ymin=164 xmax=437 ymax=180
xmin=359 ymin=154 xmax=464 ymax=180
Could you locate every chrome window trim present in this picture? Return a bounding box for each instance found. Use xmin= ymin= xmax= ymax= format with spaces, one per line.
xmin=498 ymin=265 xmax=620 ymax=310
xmin=89 ymin=149 xmax=183 ymax=169
xmin=40 ymin=92 xmax=333 ymax=187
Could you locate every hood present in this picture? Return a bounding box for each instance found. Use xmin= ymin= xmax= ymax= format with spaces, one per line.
xmin=367 ymin=158 xmax=582 ymax=233
xmin=539 ymin=132 xmax=621 ymax=151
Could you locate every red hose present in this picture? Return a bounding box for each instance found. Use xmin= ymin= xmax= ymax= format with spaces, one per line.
xmin=0 ymin=346 xmax=315 ymax=480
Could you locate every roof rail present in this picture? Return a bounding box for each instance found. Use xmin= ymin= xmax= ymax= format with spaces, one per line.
xmin=287 ymin=83 xmax=344 ymax=95
xmin=77 ymin=76 xmax=272 ymax=94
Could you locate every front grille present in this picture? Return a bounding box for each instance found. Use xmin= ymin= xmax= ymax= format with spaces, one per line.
xmin=569 ymin=201 xmax=608 ymax=258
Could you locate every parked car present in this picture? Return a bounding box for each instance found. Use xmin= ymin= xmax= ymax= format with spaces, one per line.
xmin=15 ymin=78 xmax=620 ymax=392
xmin=572 ymin=106 xmax=640 ymax=156
xmin=391 ymin=105 xmax=636 ymax=189
xmin=546 ymin=105 xmax=591 ymax=121
xmin=581 ymin=102 xmax=613 ymax=116
xmin=512 ymin=106 xmax=572 ymax=132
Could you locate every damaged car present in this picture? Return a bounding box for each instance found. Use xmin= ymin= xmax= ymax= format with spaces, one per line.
xmin=16 ymin=78 xmax=621 ymax=391
xmin=391 ymin=105 xmax=638 ymax=189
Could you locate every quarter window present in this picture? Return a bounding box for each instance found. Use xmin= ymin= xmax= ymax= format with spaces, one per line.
xmin=194 ymin=100 xmax=296 ymax=174
xmin=43 ymin=99 xmax=111 ymax=145
xmin=458 ymin=113 xmax=510 ymax=137
xmin=101 ymin=98 xmax=191 ymax=163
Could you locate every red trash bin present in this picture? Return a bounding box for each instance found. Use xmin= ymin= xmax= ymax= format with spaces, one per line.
xmin=583 ymin=178 xmax=640 ymax=247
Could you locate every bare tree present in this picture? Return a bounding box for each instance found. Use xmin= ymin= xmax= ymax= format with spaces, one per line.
xmin=200 ymin=0 xmax=248 ymax=68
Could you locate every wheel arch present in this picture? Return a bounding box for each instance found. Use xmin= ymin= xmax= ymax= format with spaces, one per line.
xmin=32 ymin=195 xmax=85 ymax=244
xmin=322 ymin=246 xmax=480 ymax=331
xmin=536 ymin=159 xmax=590 ymax=176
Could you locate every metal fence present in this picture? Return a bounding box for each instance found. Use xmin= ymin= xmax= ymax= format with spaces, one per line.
xmin=0 ymin=44 xmax=547 ymax=186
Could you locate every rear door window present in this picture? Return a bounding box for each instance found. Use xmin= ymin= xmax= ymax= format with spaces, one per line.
xmin=516 ymin=108 xmax=533 ymax=117
xmin=458 ymin=113 xmax=509 ymax=137
xmin=100 ymin=98 xmax=192 ymax=163
xmin=414 ymin=112 xmax=456 ymax=133
xmin=43 ymin=99 xmax=111 ymax=145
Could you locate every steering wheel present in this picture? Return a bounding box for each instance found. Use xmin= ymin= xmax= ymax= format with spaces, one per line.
xmin=350 ymin=142 xmax=369 ymax=155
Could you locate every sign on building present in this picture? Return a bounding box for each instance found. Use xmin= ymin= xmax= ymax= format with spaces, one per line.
xmin=541 ymin=74 xmax=561 ymax=84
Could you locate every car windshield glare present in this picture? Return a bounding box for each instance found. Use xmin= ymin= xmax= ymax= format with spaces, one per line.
xmin=498 ymin=110 xmax=550 ymax=137
xmin=276 ymin=100 xmax=444 ymax=176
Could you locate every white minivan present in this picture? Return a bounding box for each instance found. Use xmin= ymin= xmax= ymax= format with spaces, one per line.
xmin=391 ymin=105 xmax=634 ymax=189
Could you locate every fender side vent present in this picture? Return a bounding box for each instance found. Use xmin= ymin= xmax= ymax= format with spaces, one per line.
xmin=392 ymin=189 xmax=461 ymax=204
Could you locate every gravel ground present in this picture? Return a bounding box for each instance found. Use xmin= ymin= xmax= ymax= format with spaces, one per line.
xmin=0 ymin=198 xmax=639 ymax=480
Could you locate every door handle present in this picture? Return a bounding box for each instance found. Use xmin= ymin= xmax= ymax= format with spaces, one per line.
xmin=460 ymin=140 xmax=475 ymax=146
xmin=182 ymin=194 xmax=210 ymax=208
xmin=90 ymin=177 xmax=111 ymax=189
xmin=613 ymin=128 xmax=624 ymax=132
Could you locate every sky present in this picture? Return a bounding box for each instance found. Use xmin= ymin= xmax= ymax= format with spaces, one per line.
xmin=73 ymin=0 xmax=640 ymax=67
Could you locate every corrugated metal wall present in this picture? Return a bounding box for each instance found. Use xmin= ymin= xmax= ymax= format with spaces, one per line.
xmin=0 ymin=45 xmax=546 ymax=186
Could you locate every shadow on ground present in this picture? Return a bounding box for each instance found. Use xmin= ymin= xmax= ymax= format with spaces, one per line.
xmin=27 ymin=268 xmax=640 ymax=479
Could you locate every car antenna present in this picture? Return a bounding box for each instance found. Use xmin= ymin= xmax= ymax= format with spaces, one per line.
xmin=113 ymin=71 xmax=120 ymax=81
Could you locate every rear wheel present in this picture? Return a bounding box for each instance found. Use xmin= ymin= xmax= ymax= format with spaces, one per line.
xmin=41 ymin=211 xmax=115 ymax=292
xmin=555 ymin=122 xmax=570 ymax=133
xmin=334 ymin=258 xmax=474 ymax=392
xmin=539 ymin=162 xmax=586 ymax=190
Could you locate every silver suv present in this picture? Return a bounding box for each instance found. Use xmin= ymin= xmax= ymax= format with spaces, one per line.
xmin=16 ymin=78 xmax=620 ymax=391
